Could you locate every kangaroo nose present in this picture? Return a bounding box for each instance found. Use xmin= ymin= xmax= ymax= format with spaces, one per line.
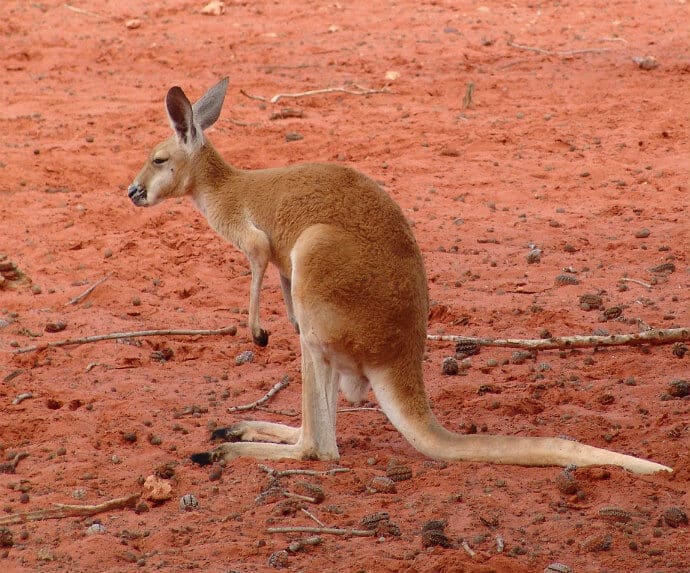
xmin=127 ymin=183 xmax=141 ymax=199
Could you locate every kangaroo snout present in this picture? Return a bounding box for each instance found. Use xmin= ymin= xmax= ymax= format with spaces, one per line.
xmin=127 ymin=182 xmax=147 ymax=206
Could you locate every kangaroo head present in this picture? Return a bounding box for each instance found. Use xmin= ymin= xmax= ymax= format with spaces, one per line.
xmin=128 ymin=77 xmax=229 ymax=207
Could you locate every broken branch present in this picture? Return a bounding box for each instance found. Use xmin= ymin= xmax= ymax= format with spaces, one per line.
xmin=619 ymin=277 xmax=652 ymax=290
xmin=507 ymin=37 xmax=610 ymax=57
xmin=0 ymin=493 xmax=140 ymax=526
xmin=241 ymin=85 xmax=391 ymax=104
xmin=427 ymin=327 xmax=689 ymax=350
xmin=227 ymin=375 xmax=290 ymax=413
xmin=12 ymin=325 xmax=237 ymax=354
xmin=267 ymin=526 xmax=375 ymax=537
xmin=258 ymin=464 xmax=350 ymax=478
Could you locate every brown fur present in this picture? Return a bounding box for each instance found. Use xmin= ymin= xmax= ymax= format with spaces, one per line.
xmin=127 ymin=78 xmax=671 ymax=474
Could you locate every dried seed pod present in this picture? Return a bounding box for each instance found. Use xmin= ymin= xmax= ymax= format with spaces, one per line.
xmin=554 ymin=274 xmax=579 ymax=286
xmin=479 ymin=513 xmax=500 ymax=528
xmin=649 ymin=262 xmax=675 ymax=274
xmin=386 ymin=463 xmax=413 ymax=482
xmin=367 ymin=476 xmax=397 ymax=493
xmin=155 ymin=462 xmax=176 ymax=479
xmin=601 ymin=306 xmax=623 ymax=320
xmin=268 ymin=549 xmax=289 ymax=568
xmin=274 ymin=499 xmax=304 ymax=517
xmin=511 ymin=350 xmax=534 ymax=365
xmin=668 ymin=379 xmax=690 ymax=398
xmin=0 ymin=527 xmax=14 ymax=548
xmin=555 ymin=469 xmax=579 ymax=495
xmin=421 ymin=529 xmax=451 ymax=548
xmin=579 ymin=293 xmax=603 ymax=311
xmin=361 ymin=512 xmax=391 ymax=530
xmin=581 ymin=532 xmax=612 ymax=552
xmin=376 ymin=520 xmax=401 ymax=537
xmin=442 ymin=357 xmax=459 ymax=375
xmin=663 ymin=507 xmax=688 ymax=528
xmin=421 ymin=519 xmax=447 ymax=532
xmin=179 ymin=493 xmax=199 ymax=511
xmin=295 ymin=481 xmax=325 ymax=503
xmin=598 ymin=507 xmax=632 ymax=523
xmin=672 ymin=343 xmax=688 ymax=358
xmin=455 ymin=340 xmax=480 ymax=357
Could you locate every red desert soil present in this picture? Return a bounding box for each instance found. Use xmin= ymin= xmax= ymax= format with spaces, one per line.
xmin=1 ymin=1 xmax=689 ymax=571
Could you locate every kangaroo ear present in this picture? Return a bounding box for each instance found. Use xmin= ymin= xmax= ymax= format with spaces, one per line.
xmin=192 ymin=77 xmax=229 ymax=131
xmin=166 ymin=86 xmax=198 ymax=146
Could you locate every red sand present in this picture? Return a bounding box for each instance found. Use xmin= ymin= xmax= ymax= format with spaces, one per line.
xmin=1 ymin=1 xmax=688 ymax=571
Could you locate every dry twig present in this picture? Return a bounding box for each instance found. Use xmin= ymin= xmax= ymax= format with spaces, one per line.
xmin=241 ymin=85 xmax=391 ymax=104
xmin=620 ymin=277 xmax=652 ymax=290
xmin=507 ymin=37 xmax=610 ymax=57
xmin=267 ymin=526 xmax=375 ymax=537
xmin=12 ymin=325 xmax=237 ymax=354
xmin=301 ymin=508 xmax=327 ymax=527
xmin=227 ymin=375 xmax=290 ymax=413
xmin=64 ymin=3 xmax=102 ymax=18
xmin=0 ymin=493 xmax=140 ymax=526
xmin=427 ymin=327 xmax=689 ymax=350
xmin=65 ymin=274 xmax=111 ymax=305
xmin=461 ymin=540 xmax=476 ymax=557
xmin=258 ymin=464 xmax=350 ymax=478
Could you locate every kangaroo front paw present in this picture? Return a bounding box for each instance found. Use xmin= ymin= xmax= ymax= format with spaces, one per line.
xmin=253 ymin=328 xmax=269 ymax=347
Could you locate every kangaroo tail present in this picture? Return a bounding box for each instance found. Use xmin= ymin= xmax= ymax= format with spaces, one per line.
xmin=367 ymin=367 xmax=672 ymax=475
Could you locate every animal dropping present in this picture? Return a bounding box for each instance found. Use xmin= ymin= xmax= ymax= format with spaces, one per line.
xmin=126 ymin=78 xmax=672 ymax=475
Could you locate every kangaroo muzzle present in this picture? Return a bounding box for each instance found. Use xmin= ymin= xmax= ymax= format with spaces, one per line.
xmin=127 ymin=182 xmax=147 ymax=206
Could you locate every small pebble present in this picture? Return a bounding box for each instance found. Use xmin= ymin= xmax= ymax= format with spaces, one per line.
xmin=632 ymin=55 xmax=659 ymax=70
xmin=86 ymin=523 xmax=107 ymax=535
xmin=30 ymin=284 xmax=42 ymax=295
xmin=544 ymin=564 xmax=573 ymax=573
xmin=179 ymin=493 xmax=199 ymax=511
xmin=634 ymin=228 xmax=650 ymax=238
xmin=45 ymin=321 xmax=67 ymax=333
xmin=235 ymin=350 xmax=254 ymax=365
xmin=285 ymin=132 xmax=303 ymax=142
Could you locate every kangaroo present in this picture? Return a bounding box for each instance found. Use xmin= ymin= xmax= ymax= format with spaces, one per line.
xmin=127 ymin=78 xmax=671 ymax=474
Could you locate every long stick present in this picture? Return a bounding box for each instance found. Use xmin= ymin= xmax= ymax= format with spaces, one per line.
xmin=426 ymin=327 xmax=689 ymax=350
xmin=258 ymin=464 xmax=350 ymax=478
xmin=267 ymin=526 xmax=375 ymax=537
xmin=12 ymin=326 xmax=237 ymax=354
xmin=227 ymin=375 xmax=290 ymax=412
xmin=240 ymin=85 xmax=391 ymax=104
xmin=0 ymin=493 xmax=140 ymax=526
xmin=507 ymin=37 xmax=610 ymax=57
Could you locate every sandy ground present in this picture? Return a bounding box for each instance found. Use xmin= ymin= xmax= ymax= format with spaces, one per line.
xmin=1 ymin=1 xmax=689 ymax=571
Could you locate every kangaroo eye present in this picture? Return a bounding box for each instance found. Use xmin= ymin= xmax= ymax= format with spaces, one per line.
xmin=153 ymin=156 xmax=168 ymax=165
